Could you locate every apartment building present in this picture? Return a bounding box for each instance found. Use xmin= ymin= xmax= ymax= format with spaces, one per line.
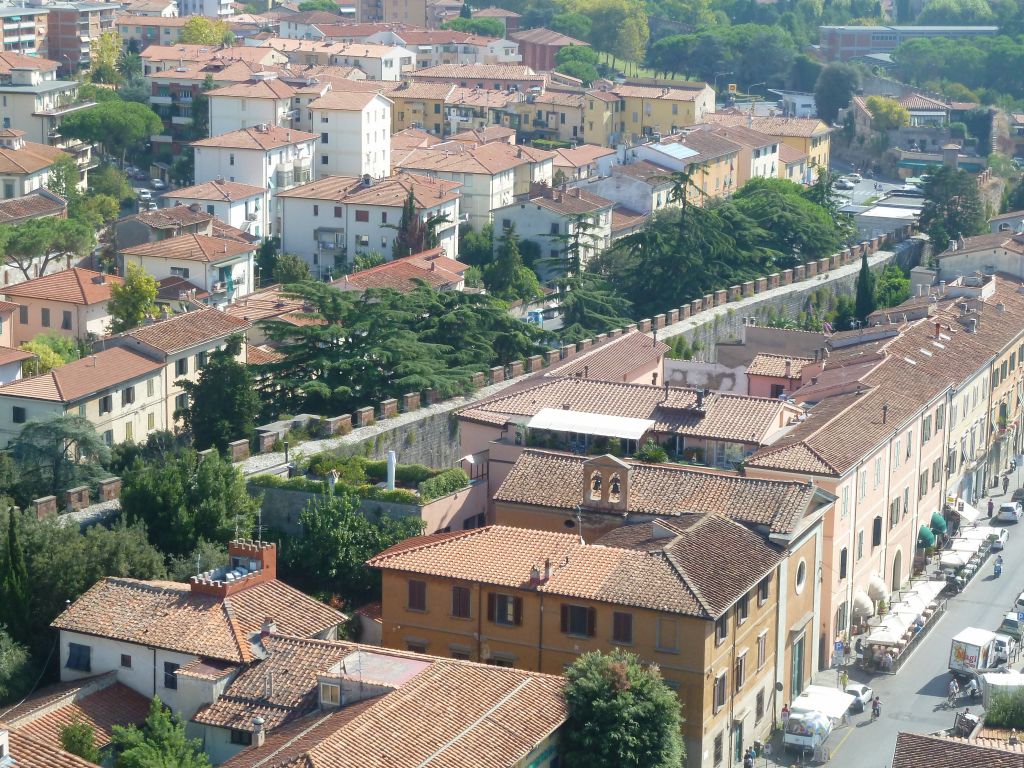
xmin=103 ymin=307 xmax=250 ymax=427
xmin=307 ymin=90 xmax=392 ymax=178
xmin=370 ymin=491 xmax=828 ymax=768
xmin=44 ymin=1 xmax=118 ymax=76
xmin=514 ymin=90 xmax=585 ymax=144
xmin=818 ymin=24 xmax=998 ymax=62
xmin=263 ymin=38 xmax=415 ymax=80
xmin=0 ymin=345 xmax=166 ymax=447
xmin=701 ymin=112 xmax=831 ymax=183
xmin=627 ymin=130 xmax=743 ymax=203
xmin=356 ymin=0 xmax=427 ymax=26
xmin=191 ymin=124 xmax=318 ymax=234
xmin=508 ymin=27 xmax=587 ymax=72
xmin=607 ymin=81 xmax=716 ymax=142
xmin=0 ymin=7 xmax=48 ymax=57
xmin=0 ymin=128 xmax=72 ymax=200
xmin=162 ymin=179 xmax=270 ymax=240
xmin=117 ymin=15 xmax=189 ymax=48
xmin=704 ymin=124 xmax=780 ymax=186
xmin=3 ymin=267 xmax=123 ymax=346
xmin=207 ymin=74 xmax=298 ymax=136
xmin=178 ymin=0 xmax=233 ymax=19
xmin=277 ymin=171 xmax=460 ymax=272
xmin=365 ymin=27 xmax=521 ymax=69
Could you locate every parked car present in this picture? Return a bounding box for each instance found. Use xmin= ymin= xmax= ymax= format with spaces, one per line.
xmin=845 ymin=682 xmax=874 ymax=713
xmin=146 ymin=201 xmax=158 ymax=211
xmin=998 ymin=612 xmax=1024 ymax=640
xmin=998 ymin=502 xmax=1022 ymax=523
xmin=133 ymin=169 xmax=148 ymax=181
xmin=150 ymin=178 xmax=167 ymax=190
xmin=847 ymin=172 xmax=863 ymax=183
xmin=1011 ymin=487 xmax=1024 ymax=504
xmin=137 ymin=189 xmax=152 ymax=202
xmin=834 ymin=178 xmax=855 ymax=190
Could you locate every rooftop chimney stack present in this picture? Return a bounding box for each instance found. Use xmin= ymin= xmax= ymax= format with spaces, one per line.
xmin=695 ymin=388 xmax=705 ymax=410
xmin=260 ymin=617 xmax=277 ymax=636
xmin=882 ymin=403 xmax=888 ymax=424
xmin=253 ymin=717 xmax=266 ymax=748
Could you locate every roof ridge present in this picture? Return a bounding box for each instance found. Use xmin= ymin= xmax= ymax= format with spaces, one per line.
xmin=370 ymin=528 xmax=483 ymax=562
xmin=659 ymin=546 xmax=711 ymax=619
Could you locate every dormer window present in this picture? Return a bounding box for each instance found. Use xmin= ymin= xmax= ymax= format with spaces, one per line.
xmin=321 ymin=682 xmax=340 ymax=706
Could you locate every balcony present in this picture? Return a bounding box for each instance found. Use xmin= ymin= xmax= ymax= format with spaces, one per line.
xmin=150 ymin=95 xmax=173 ymax=105
xmin=171 ymin=115 xmax=193 ymax=125
xmin=150 ymin=134 xmax=173 ymax=143
xmin=33 ymin=99 xmax=96 ymax=118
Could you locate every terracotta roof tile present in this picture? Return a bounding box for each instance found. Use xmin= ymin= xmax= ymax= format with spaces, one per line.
xmin=51 ymin=577 xmax=341 ymax=664
xmin=208 ymin=78 xmax=297 ymax=99
xmin=494 ymin=449 xmax=822 ymax=534
xmin=126 ymin=205 xmax=214 ymax=230
xmin=120 ymin=233 xmax=256 ymax=264
xmin=0 ymin=51 xmax=58 ymax=73
xmin=117 ymin=307 xmax=251 ymax=354
xmin=225 ymin=285 xmax=308 ymax=324
xmin=3 ymin=268 xmax=122 ymax=305
xmin=0 ymin=140 xmax=66 ymax=175
xmin=892 ymin=732 xmax=1024 ymax=768
xmin=552 ymin=143 xmax=616 ymax=169
xmin=5 ymin=730 xmax=98 ymax=768
xmin=0 ymin=188 xmax=66 ymax=224
xmin=192 ymin=125 xmax=318 ymax=151
xmin=701 ymin=112 xmax=831 ymax=138
xmin=277 ymin=171 xmax=460 ymax=207
xmin=0 ymin=347 xmax=162 ymax=404
xmin=407 ymin=63 xmax=541 ymax=82
xmin=165 ymin=180 xmax=267 ymax=202
xmin=332 ymin=248 xmax=467 ymax=293
xmin=746 ymin=353 xmax=816 ymax=378
xmin=510 ymin=27 xmax=588 ymax=46
xmin=308 ymin=90 xmax=388 ymax=110
xmin=247 ymin=344 xmax=285 ymax=365
xmin=551 ymin=330 xmax=667 ymax=381
xmin=613 ymin=84 xmax=703 ymax=102
xmin=459 ymin=376 xmax=797 ymax=444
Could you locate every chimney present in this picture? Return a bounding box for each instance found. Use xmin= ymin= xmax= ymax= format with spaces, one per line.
xmin=695 ymin=388 xmax=705 ymax=410
xmin=253 ymin=716 xmax=266 ymax=748
xmin=969 ymin=317 xmax=978 ymax=333
xmin=935 ymin=321 xmax=941 ymax=338
xmin=949 ymin=239 xmax=957 ymax=252
xmin=882 ymin=403 xmax=888 ymax=424
xmin=583 ymin=365 xmax=589 ymax=378
xmin=260 ymin=617 xmax=277 ymax=636
xmin=264 ymin=671 xmax=274 ymax=699
xmin=917 ymin=284 xmax=924 ymax=297
xmin=784 ymin=358 xmax=792 ymax=378
xmin=939 ymin=280 xmax=946 ymax=295
xmin=543 ymin=557 xmax=552 ymax=580
xmin=386 ymin=450 xmax=396 ymax=491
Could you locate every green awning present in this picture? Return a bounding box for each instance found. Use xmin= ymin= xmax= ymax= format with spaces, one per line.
xmin=918 ymin=525 xmax=936 ymax=547
xmin=931 ymin=511 xmax=948 ymax=533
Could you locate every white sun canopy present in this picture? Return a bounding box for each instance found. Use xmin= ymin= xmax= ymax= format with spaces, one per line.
xmin=940 ymin=551 xmax=969 ymax=569
xmin=527 ymin=408 xmax=655 ymax=441
xmin=902 ymin=580 xmax=945 ymax=605
xmin=957 ymin=501 xmax=982 ymax=523
xmin=791 ymin=685 xmax=856 ymax=720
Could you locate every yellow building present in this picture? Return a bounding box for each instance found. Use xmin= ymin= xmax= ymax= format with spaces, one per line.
xmin=370 ymin=452 xmax=832 ymax=768
xmin=389 ymin=82 xmax=454 ymax=135
xmin=702 ymin=113 xmax=831 ymax=183
xmin=612 ymin=82 xmax=716 ymax=143
xmin=583 ymin=90 xmax=621 ymax=147
xmin=629 ymin=130 xmax=743 ymax=203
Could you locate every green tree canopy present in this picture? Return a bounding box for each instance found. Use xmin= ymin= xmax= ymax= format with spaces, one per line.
xmin=814 ymin=62 xmax=860 ymax=124
xmin=10 ymin=416 xmax=109 ymax=506
xmin=19 ymin=330 xmax=82 ymax=376
xmin=178 ymin=336 xmax=261 ymax=453
xmin=120 ymin=449 xmax=260 ymax=557
xmin=920 ymin=165 xmax=986 ymax=248
xmin=483 ymin=225 xmax=542 ymax=302
xmin=865 ymin=95 xmax=910 ymax=131
xmin=46 ymin=153 xmax=81 ymax=203
xmin=0 ymin=625 xmax=33 ymax=706
xmin=874 ymin=264 xmax=911 ymax=309
xmin=111 ymin=697 xmax=211 ymax=768
xmin=283 ymin=491 xmax=425 ymax=603
xmin=60 ymin=101 xmax=163 ymax=165
xmin=272 ymin=252 xmax=312 ymax=284
xmin=179 ymin=16 xmax=234 ymax=46
xmin=442 ymin=17 xmax=506 ymax=36
xmin=108 ymin=263 xmax=158 ymax=333
xmin=89 ymin=163 xmax=134 ymax=203
xmin=60 ymin=718 xmax=102 ymax=763
xmin=854 ymin=251 xmax=876 ymax=322
xmin=562 ymin=649 xmax=684 ymax=768
xmin=0 ymin=217 xmax=95 ymax=280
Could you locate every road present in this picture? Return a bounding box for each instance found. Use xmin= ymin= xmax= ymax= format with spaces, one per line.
xmin=828 ymin=160 xmax=904 ymax=206
xmin=762 ymin=477 xmax=1024 ymax=768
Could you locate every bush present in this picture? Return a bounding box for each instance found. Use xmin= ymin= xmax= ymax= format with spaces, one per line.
xmin=985 ymin=688 xmax=1024 ymax=729
xmin=636 ymin=440 xmax=668 ymax=463
xmin=248 ymin=474 xmax=328 ymax=494
xmin=308 ymin=453 xmax=367 ymax=486
xmin=357 ymin=485 xmax=420 ymax=505
xmin=418 ymin=468 xmax=470 ymax=502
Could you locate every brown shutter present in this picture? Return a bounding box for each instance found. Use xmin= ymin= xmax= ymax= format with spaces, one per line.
xmin=587 ymin=607 xmax=596 ymax=637
xmin=487 ymin=592 xmax=496 ymax=622
xmin=513 ymin=596 xmax=523 ymax=626
xmin=560 ymin=604 xmax=569 ymax=633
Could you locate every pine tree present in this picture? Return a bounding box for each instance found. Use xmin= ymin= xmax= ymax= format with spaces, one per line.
xmin=854 ymin=251 xmax=876 ymax=323
xmin=391 ymin=190 xmax=426 ymax=260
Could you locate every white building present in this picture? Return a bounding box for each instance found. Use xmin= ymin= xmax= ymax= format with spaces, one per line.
xmin=308 ymin=90 xmax=391 ymax=179
xmin=177 ymin=0 xmax=232 ymax=19
xmin=50 ymin=541 xmax=342 ymax=723
xmin=261 ymin=38 xmax=415 ymax=81
xmin=493 ymin=184 xmax=613 ymax=279
xmin=191 ymin=124 xmax=318 ymax=235
xmin=0 ymin=66 xmax=94 ymax=168
xmin=277 ymin=171 xmax=461 ymax=274
xmin=365 ymin=28 xmax=521 ymax=69
xmin=119 ymin=233 xmax=257 ymax=308
xmin=0 ymin=129 xmax=71 ymax=200
xmin=162 ymin=179 xmax=270 ymax=240
xmin=206 ymin=74 xmax=297 ymax=136
xmin=395 ymin=140 xmax=553 ymax=229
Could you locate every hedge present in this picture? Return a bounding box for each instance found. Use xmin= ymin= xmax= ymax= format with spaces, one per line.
xmin=356 ymin=484 xmax=420 ymax=505
xmin=248 ymin=473 xmax=419 ymax=505
xmin=249 ymin=474 xmax=328 ymax=494
xmin=418 ymin=468 xmax=469 ymax=502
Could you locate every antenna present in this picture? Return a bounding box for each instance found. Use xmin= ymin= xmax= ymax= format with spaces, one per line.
xmin=254 ymin=509 xmax=266 ymax=541
xmin=196 ymin=552 xmax=202 ymax=576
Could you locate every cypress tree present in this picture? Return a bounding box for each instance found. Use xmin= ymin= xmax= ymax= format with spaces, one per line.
xmin=854 ymin=251 xmax=876 ymax=323
xmin=2 ymin=509 xmax=30 ymax=642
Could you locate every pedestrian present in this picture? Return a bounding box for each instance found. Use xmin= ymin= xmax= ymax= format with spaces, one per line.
xmin=743 ymin=747 xmax=755 ymax=768
xmin=839 ymin=669 xmax=849 ymax=690
xmin=781 ymin=703 xmax=790 ymax=728
xmin=1004 ymin=475 xmax=1010 ymax=494
xmin=989 ymin=499 xmax=996 ymax=518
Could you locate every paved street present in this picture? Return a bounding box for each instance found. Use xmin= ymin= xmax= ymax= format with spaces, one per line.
xmin=761 ymin=474 xmax=1024 ymax=768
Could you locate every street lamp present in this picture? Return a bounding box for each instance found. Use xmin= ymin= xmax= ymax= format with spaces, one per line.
xmin=713 ymin=72 xmax=734 ymax=103
xmin=748 ymin=82 xmax=767 ymax=100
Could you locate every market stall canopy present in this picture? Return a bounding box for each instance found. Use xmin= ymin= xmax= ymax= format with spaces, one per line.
xmin=903 ymin=580 xmax=945 ymax=605
xmin=940 ymin=551 xmax=969 ymax=569
xmin=792 ymin=686 xmax=856 ymax=720
xmin=918 ymin=525 xmax=936 ymax=547
xmin=868 ymin=574 xmax=890 ymax=601
xmin=958 ymin=528 xmax=991 ymax=542
xmin=957 ymin=501 xmax=982 ymax=523
xmin=853 ymin=588 xmax=874 ymax=617
xmin=931 ymin=511 xmax=948 ymax=533
xmin=527 ymin=408 xmax=655 ymax=440
xmin=866 ymin=622 xmax=903 ymax=645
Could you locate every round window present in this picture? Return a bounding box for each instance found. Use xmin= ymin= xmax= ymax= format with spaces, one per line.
xmin=795 ymin=559 xmax=807 ymax=595
xmin=564 ymin=518 xmax=577 ymax=528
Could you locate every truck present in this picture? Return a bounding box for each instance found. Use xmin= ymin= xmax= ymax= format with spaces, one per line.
xmin=949 ymin=627 xmax=998 ymax=678
xmin=783 ymin=686 xmax=855 ymax=754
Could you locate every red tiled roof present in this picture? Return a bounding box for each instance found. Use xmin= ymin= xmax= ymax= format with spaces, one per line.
xmin=3 ymin=268 xmax=123 ymax=305
xmin=0 ymin=188 xmax=66 ymax=224
xmin=192 ymin=125 xmax=318 ymax=151
xmin=120 ymin=233 xmax=256 ymax=263
xmin=892 ymin=732 xmax=1023 ymax=768
xmin=0 ymin=347 xmax=162 ymax=404
xmin=118 ymin=308 xmax=251 ymax=354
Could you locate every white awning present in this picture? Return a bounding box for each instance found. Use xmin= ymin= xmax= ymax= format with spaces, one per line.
xmin=852 ymin=588 xmax=874 ymax=617
xmin=868 ymin=574 xmax=889 ymax=601
xmin=527 ymin=408 xmax=655 ymax=441
xmin=949 ymin=538 xmax=982 ymax=554
xmin=958 ymin=501 xmax=982 ymax=523
xmin=902 ymin=579 xmax=945 ymax=605
xmin=958 ymin=527 xmax=990 ymax=542
xmin=866 ymin=624 xmax=903 ymax=645
xmin=940 ymin=551 xmax=969 ymax=569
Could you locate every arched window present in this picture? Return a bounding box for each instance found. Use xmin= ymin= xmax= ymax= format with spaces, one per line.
xmin=608 ymin=473 xmax=621 ymax=503
xmin=589 ymin=471 xmax=602 ymax=501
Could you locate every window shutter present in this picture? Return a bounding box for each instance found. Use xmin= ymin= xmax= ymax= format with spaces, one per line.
xmin=487 ymin=592 xmax=496 ymax=622
xmin=513 ymin=596 xmax=523 ymax=626
xmin=560 ymin=605 xmax=569 ymax=633
xmin=587 ymin=607 xmax=596 ymax=637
